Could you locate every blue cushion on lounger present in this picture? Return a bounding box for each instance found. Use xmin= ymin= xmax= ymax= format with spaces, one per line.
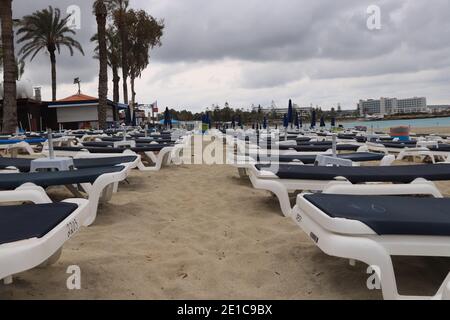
xmin=254 ymin=152 xmax=384 ymax=164
xmin=55 ymin=145 xmax=172 ymax=153
xmin=279 ymin=144 xmax=359 ymax=152
xmin=0 ymin=166 xmax=124 ymax=189
xmin=0 ymin=157 xmax=136 ymax=173
xmin=0 ymin=202 xmax=78 ymax=244
xmin=303 ymin=194 xmax=450 ymax=236
xmin=255 ymin=164 xmax=450 ymax=183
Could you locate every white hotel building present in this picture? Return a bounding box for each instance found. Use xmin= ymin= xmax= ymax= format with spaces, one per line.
xmin=358 ymin=97 xmax=427 ymax=116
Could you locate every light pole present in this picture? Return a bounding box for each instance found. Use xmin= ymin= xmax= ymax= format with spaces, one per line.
xmin=73 ymin=77 xmax=81 ymax=94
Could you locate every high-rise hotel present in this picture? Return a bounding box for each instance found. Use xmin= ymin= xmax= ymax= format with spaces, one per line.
xmin=358 ymin=97 xmax=427 ymax=116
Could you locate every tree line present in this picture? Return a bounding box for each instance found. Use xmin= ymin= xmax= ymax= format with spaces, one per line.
xmin=162 ymin=103 xmax=343 ymax=125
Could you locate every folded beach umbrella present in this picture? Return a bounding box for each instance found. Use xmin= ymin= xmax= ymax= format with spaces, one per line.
xmin=320 ymin=115 xmax=326 ymax=128
xmin=237 ymin=115 xmax=243 ymax=129
xmin=299 ymin=114 xmax=303 ymax=128
xmin=263 ymin=116 xmax=268 ymax=129
xmin=131 ymin=107 xmax=138 ymax=127
xmin=331 ymin=117 xmax=336 ymax=127
xmin=283 ymin=113 xmax=289 ymax=129
xmin=231 ymin=116 xmax=236 ymax=129
xmin=294 ymin=112 xmax=300 ymax=129
xmin=310 ymin=110 xmax=317 ymax=128
xmin=164 ymin=107 xmax=171 ymax=128
xmin=287 ymin=99 xmax=293 ymax=128
xmin=125 ymin=106 xmax=132 ymax=125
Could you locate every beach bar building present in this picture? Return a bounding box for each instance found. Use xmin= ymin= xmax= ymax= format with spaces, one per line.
xmin=47 ymin=93 xmax=123 ymax=130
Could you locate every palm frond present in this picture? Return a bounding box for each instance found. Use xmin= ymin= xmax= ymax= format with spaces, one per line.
xmin=16 ymin=5 xmax=84 ymax=61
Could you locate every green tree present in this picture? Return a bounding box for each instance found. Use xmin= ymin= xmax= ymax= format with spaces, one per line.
xmin=16 ymin=6 xmax=84 ymax=101
xmin=126 ymin=9 xmax=164 ymax=107
xmin=91 ymin=27 xmax=122 ymax=103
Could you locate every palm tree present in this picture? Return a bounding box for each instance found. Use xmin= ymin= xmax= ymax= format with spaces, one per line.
xmin=106 ymin=0 xmax=129 ymax=105
xmin=16 ymin=6 xmax=84 ymax=101
xmin=0 ymin=0 xmax=18 ymax=133
xmin=94 ymin=0 xmax=108 ymax=130
xmin=126 ymin=9 xmax=164 ymax=107
xmin=91 ymin=27 xmax=121 ymax=103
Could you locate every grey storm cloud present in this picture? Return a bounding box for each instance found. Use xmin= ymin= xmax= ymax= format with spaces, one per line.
xmin=7 ymin=0 xmax=450 ymax=107
xmin=147 ymin=0 xmax=449 ymax=62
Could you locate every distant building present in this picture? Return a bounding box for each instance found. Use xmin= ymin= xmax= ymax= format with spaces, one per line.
xmin=47 ymin=93 xmax=124 ymax=130
xmin=0 ymin=79 xmax=56 ymax=132
xmin=428 ymin=105 xmax=450 ymax=113
xmin=358 ymin=97 xmax=427 ymax=116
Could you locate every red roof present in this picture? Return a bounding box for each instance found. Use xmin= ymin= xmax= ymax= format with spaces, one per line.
xmin=56 ymin=93 xmax=98 ymax=102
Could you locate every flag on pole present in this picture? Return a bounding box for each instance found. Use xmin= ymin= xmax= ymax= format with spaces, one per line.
xmin=151 ymin=101 xmax=158 ymax=113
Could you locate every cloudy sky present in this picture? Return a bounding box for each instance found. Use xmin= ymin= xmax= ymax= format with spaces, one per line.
xmin=10 ymin=0 xmax=450 ymax=112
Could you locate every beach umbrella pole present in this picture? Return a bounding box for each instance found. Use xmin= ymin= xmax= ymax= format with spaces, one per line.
xmin=48 ymin=129 xmax=55 ymax=159
xmin=332 ymin=134 xmax=337 ymax=158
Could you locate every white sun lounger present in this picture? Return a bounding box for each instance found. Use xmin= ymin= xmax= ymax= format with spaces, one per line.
xmin=292 ymin=185 xmax=450 ymax=300
xmin=247 ymin=164 xmax=449 ymax=217
xmin=230 ymin=152 xmax=395 ymax=178
xmin=0 ymin=188 xmax=90 ymax=284
xmin=0 ymin=166 xmax=129 ymax=226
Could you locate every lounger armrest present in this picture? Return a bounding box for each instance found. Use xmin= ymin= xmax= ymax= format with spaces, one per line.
xmin=0 ymin=188 xmax=52 ymax=204
xmin=380 ymin=155 xmax=396 ymax=166
xmin=322 ymin=181 xmax=443 ymax=198
xmin=249 ymin=164 xmax=278 ymax=178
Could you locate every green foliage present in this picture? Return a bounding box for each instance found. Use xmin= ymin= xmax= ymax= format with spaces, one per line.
xmin=126 ymin=9 xmax=164 ymax=80
xmin=16 ymin=6 xmax=84 ymax=61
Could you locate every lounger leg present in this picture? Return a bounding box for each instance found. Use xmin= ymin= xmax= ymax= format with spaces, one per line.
xmin=249 ymin=174 xmax=292 ymax=217
xmin=368 ymin=252 xmax=399 ymax=300
xmin=38 ymin=248 xmax=63 ymax=267
xmin=238 ymin=168 xmax=248 ymax=178
xmin=315 ymin=230 xmax=400 ymax=299
xmin=100 ymin=183 xmax=115 ymax=203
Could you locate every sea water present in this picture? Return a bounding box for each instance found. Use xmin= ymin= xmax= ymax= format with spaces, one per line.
xmin=341 ymin=117 xmax=450 ymax=129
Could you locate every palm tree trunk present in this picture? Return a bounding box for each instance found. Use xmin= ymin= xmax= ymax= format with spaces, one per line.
xmin=130 ymin=75 xmax=136 ymax=125
xmin=95 ymin=0 xmax=108 ymax=130
xmin=49 ymin=50 xmax=57 ymax=101
xmin=0 ymin=0 xmax=18 ymax=133
xmin=112 ymin=64 xmax=120 ymax=103
xmin=130 ymin=75 xmax=136 ymax=108
xmin=118 ymin=4 xmax=128 ymax=105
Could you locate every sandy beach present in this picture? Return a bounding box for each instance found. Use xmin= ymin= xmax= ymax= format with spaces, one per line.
xmin=1 ymin=154 xmax=449 ymax=300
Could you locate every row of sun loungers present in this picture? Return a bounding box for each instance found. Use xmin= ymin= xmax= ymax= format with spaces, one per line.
xmin=3 ymin=127 xmax=450 ymax=299
xmin=221 ymin=128 xmax=450 ymax=300
xmin=0 ymin=129 xmax=191 ymax=286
